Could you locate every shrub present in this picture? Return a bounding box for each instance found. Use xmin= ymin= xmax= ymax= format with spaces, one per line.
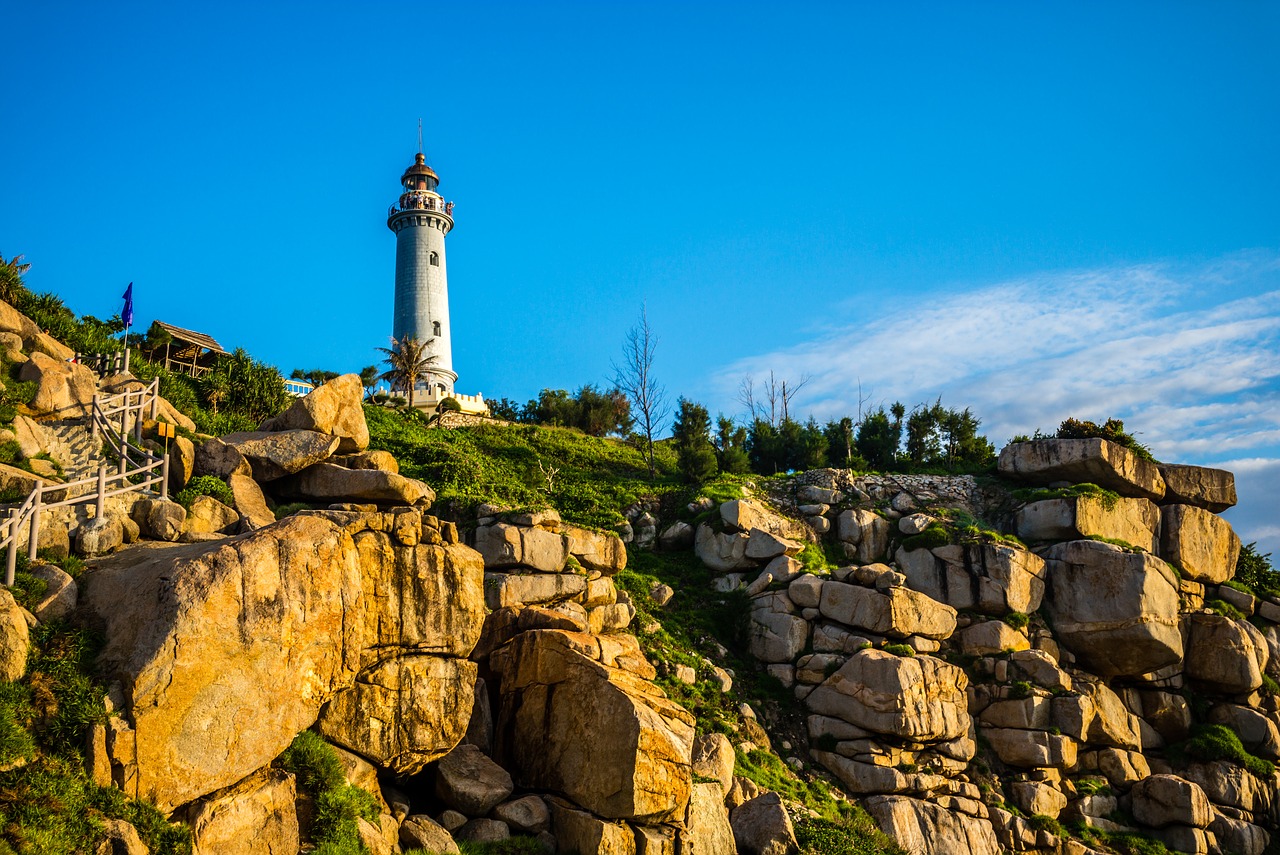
xmin=174 ymin=475 xmax=234 ymax=510
xmin=1180 ymin=724 xmax=1274 ymax=778
xmin=1206 ymin=599 xmax=1245 ymax=621
xmin=1003 ymin=612 xmax=1029 ymax=631
xmin=278 ymin=730 xmax=380 ymax=851
xmin=1010 ymin=482 xmax=1121 ymax=512
xmin=1234 ymin=543 xmax=1279 ymax=598
xmin=1056 ymin=417 xmax=1155 ymax=462
xmin=1008 ymin=681 xmax=1033 ymax=700
xmin=902 ymin=524 xmax=949 ymax=552
xmin=1028 ymin=814 xmax=1064 ymax=836
xmin=882 ymin=643 xmax=915 ymax=657
xmin=274 ymin=502 xmax=312 ymax=521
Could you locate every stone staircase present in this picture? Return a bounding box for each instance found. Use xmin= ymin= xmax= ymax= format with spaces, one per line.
xmin=42 ymin=418 xmax=107 ymax=488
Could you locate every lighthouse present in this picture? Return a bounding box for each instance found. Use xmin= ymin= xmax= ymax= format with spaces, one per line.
xmin=388 ymin=151 xmax=457 ymax=398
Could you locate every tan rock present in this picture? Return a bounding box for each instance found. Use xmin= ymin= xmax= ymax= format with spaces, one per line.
xmin=836 ymin=509 xmax=891 ymax=563
xmin=228 ymin=472 xmax=275 ymax=531
xmin=1081 ymin=682 xmax=1142 ymax=750
xmin=564 ymin=524 xmax=628 ymax=575
xmin=493 ymin=795 xmax=550 ymax=834
xmin=74 ymin=515 xmax=123 ymax=557
xmin=0 ymin=300 xmax=40 ymax=340
xmin=11 ymin=414 xmax=47 ymax=459
xmin=1016 ymin=495 xmax=1159 ymax=553
xmin=1160 ymin=504 xmax=1240 ymax=584
xmin=998 ymin=438 xmax=1166 ymax=501
xmin=433 ymin=743 xmax=514 ymax=815
xmin=81 ymin=512 xmax=485 ymax=812
xmin=1158 ymin=463 xmax=1237 ymax=513
xmin=956 ymin=620 xmax=1028 ymax=655
xmin=27 ymin=563 xmax=77 ymax=622
xmin=476 ymin=522 xmax=568 ymax=573
xmin=131 ymin=497 xmax=186 ymax=542
xmin=1010 ymin=781 xmax=1067 ymax=819
xmin=692 ymin=733 xmax=735 ymax=795
xmin=804 ymin=649 xmax=969 ymax=742
xmin=0 ymin=588 xmax=30 ymax=682
xmin=18 ymin=351 xmax=97 ymax=418
xmin=694 ymin=524 xmax=756 ymax=572
xmin=865 ymin=794 xmax=1000 ymax=855
xmin=194 ymin=438 xmax=253 ymax=479
xmin=183 ymin=495 xmax=240 ymax=535
xmin=1182 ymin=761 xmax=1274 ymax=815
xmin=485 ymin=572 xmax=586 ymax=609
xmin=1131 ymin=774 xmax=1211 ymax=829
xmin=187 ymin=768 xmax=300 ymax=855
xmin=1042 ymin=540 xmax=1182 ymax=678
xmin=260 ymin=373 xmax=369 ymax=452
xmin=549 ymin=798 xmax=636 ymax=855
xmin=331 ymin=450 xmax=400 ymax=473
xmin=0 ymin=462 xmax=63 ymax=503
xmin=818 ymin=580 xmax=957 ymax=640
xmin=748 ymin=593 xmax=810 ymax=663
xmin=168 ymin=435 xmax=195 ymax=494
xmin=277 ymin=462 xmax=434 ymax=506
xmin=221 ymin=429 xmax=341 ymax=482
xmin=1185 ymin=613 xmax=1264 ymax=694
xmin=729 ymin=792 xmax=799 ymax=855
xmin=721 ymin=498 xmax=808 ymax=541
xmin=25 ymin=330 xmax=74 ymax=361
xmin=685 ymin=781 xmax=736 ymax=855
xmin=896 ymin=542 xmax=1046 ymax=616
xmin=319 ymin=654 xmax=477 ymax=776
xmin=155 ymin=396 xmax=197 ymax=433
xmin=496 ymin=629 xmax=695 ymax=823
xmin=95 ymin=819 xmax=148 ymax=855
xmin=400 ymin=815 xmax=461 ymax=854
xmin=983 ymin=728 xmax=1078 ymax=768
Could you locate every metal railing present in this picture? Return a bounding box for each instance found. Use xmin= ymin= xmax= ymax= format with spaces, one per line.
xmin=2 ymin=378 xmax=169 ymax=586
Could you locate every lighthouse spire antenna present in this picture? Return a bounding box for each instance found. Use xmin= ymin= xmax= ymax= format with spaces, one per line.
xmin=417 ymin=119 xmax=423 ymax=155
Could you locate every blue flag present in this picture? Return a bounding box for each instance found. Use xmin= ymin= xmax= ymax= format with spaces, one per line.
xmin=121 ymin=283 xmax=134 ymax=328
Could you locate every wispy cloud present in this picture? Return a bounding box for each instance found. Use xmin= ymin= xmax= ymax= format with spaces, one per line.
xmin=713 ymin=251 xmax=1280 ymax=552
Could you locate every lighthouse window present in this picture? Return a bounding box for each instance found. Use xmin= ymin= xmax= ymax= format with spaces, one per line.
xmin=429 ymin=251 xmax=439 ymax=266
xmin=433 ymin=321 xmax=442 ymax=336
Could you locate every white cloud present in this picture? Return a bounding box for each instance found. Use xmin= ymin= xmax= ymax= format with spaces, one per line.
xmin=714 ymin=253 xmax=1280 ymax=550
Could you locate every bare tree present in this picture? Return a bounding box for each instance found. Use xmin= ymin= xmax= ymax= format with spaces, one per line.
xmin=740 ymin=370 xmax=811 ymax=425
xmin=738 ymin=376 xmax=760 ymax=423
xmin=779 ymin=373 xmax=810 ymax=423
xmin=613 ymin=306 xmax=670 ymax=478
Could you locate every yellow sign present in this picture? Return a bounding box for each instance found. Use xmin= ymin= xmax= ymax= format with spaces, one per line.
xmin=157 ymin=422 xmax=176 ymax=439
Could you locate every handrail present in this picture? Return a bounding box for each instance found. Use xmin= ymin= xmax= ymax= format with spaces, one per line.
xmin=2 ymin=377 xmax=169 ymax=586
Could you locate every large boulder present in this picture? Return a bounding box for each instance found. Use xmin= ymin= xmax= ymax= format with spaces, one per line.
xmin=183 ymin=495 xmax=240 ymax=535
xmin=1184 ymin=614 xmax=1264 ymax=694
xmin=1130 ymin=775 xmax=1211 ymax=829
xmin=817 ymin=580 xmax=957 ymax=640
xmin=1159 ymin=504 xmax=1240 ymax=584
xmin=563 ymin=523 xmax=627 ymax=575
xmin=475 ymin=523 xmax=568 ymax=573
xmin=895 ymin=542 xmax=1045 ymax=615
xmin=998 ymin=438 xmax=1166 ymax=501
xmin=729 ymin=792 xmax=798 ymax=855
xmin=1157 ymin=463 xmax=1237 ymax=513
xmin=0 ymin=588 xmax=30 ymax=682
xmin=194 ymin=438 xmax=253 ymax=479
xmin=720 ymin=499 xmax=808 ymax=541
xmin=686 ymin=781 xmax=737 ymax=855
xmin=494 ymin=629 xmax=695 ymax=823
xmin=1042 ymin=540 xmax=1182 ymax=678
xmin=228 ymin=472 xmax=276 ymax=531
xmin=1016 ymin=495 xmax=1159 ymax=553
xmin=276 ymin=463 xmax=435 ymax=506
xmin=864 ymin=795 xmax=999 ymax=855
xmin=804 ymin=649 xmax=969 ymax=742
xmin=433 ymin=743 xmax=514 ymax=815
xmin=549 ymin=799 xmax=636 ymax=855
xmin=18 ymin=351 xmax=97 ymax=418
xmin=185 ymin=768 xmax=300 ymax=855
xmin=80 ymin=511 xmax=485 ymax=811
xmin=836 ymin=509 xmax=891 ymax=563
xmin=694 ymin=525 xmax=755 ymax=572
xmin=221 ymin=430 xmax=341 ymax=482
xmin=748 ymin=592 xmax=810 ymax=663
xmin=260 ymin=373 xmax=370 ymax=452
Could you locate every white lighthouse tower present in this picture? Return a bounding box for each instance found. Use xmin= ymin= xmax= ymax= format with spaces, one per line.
xmin=388 ymin=150 xmax=457 ymax=398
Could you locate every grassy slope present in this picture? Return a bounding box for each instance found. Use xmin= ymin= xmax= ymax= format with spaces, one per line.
xmin=367 ymin=408 xmax=903 ymax=854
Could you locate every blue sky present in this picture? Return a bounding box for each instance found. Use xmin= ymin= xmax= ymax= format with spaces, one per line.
xmin=2 ymin=2 xmax=1277 ymax=550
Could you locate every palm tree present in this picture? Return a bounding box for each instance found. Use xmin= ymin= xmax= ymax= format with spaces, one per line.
xmin=0 ymin=253 xmax=31 ymax=307
xmin=376 ymin=335 xmax=437 ymax=409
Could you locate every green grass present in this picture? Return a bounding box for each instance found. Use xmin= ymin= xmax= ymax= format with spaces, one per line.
xmin=1073 ymin=777 xmax=1111 ymax=797
xmin=277 ymin=730 xmax=380 ymax=853
xmin=1010 ymin=482 xmax=1121 ymax=512
xmin=1073 ymin=824 xmax=1171 ymax=855
xmin=365 ymin=405 xmax=682 ymax=529
xmin=881 ymin=643 xmax=915 ymax=657
xmin=793 ymin=815 xmax=907 ymax=855
xmin=1262 ymin=674 xmax=1280 ymax=696
xmin=1171 ymin=724 xmax=1275 ymax=779
xmin=0 ymin=621 xmax=191 ymax=854
xmin=900 ymin=509 xmax=1022 ymax=552
xmin=1206 ymin=599 xmax=1246 ymax=621
xmin=1028 ymin=814 xmax=1064 ymax=836
xmin=1002 ymin=612 xmax=1029 ymax=631
xmin=1084 ymin=535 xmax=1146 ymax=553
